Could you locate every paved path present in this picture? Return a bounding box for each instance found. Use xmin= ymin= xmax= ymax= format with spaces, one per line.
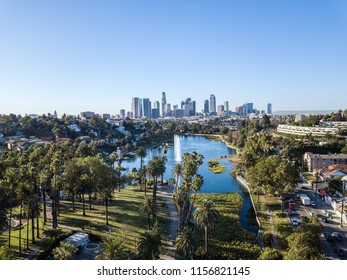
xmin=157 ymin=186 xmax=178 ymax=260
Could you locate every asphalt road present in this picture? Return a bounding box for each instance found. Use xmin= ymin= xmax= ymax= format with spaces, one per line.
xmin=288 ymin=186 xmax=347 ymax=260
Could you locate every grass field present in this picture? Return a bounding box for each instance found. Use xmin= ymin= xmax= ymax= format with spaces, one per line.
xmin=0 ymin=186 xmax=170 ymax=259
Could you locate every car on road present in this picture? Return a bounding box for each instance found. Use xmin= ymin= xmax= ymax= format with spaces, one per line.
xmin=324 ymin=232 xmax=334 ymax=242
xmin=332 ymin=232 xmax=343 ymax=241
xmin=322 ymin=217 xmax=329 ymax=223
xmin=291 ymin=218 xmax=299 ymax=226
xmin=334 ymin=246 xmax=344 ymax=257
xmin=309 ymin=210 xmax=314 ymax=216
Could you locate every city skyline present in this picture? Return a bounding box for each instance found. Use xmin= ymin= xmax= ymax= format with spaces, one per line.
xmin=1 ymin=1 xmax=347 ymax=115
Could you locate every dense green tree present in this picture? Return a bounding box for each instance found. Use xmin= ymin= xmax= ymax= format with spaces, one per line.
xmin=258 ymin=248 xmax=283 ymax=260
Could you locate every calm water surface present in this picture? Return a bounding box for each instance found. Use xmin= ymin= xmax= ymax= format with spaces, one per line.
xmin=122 ymin=135 xmax=258 ymax=233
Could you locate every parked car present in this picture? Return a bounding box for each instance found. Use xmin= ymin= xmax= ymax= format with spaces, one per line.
xmin=310 ymin=200 xmax=315 ymax=206
xmin=332 ymin=232 xmax=343 ymax=241
xmin=291 ymin=218 xmax=299 ymax=226
xmin=309 ymin=210 xmax=314 ymax=216
xmin=322 ymin=217 xmax=329 ymax=223
xmin=324 ymin=232 xmax=334 ymax=242
xmin=334 ymin=246 xmax=344 ymax=257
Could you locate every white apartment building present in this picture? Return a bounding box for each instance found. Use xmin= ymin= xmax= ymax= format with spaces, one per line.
xmin=277 ymin=124 xmax=338 ymax=136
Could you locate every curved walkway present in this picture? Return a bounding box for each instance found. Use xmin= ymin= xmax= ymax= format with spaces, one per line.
xmin=157 ymin=186 xmax=178 ymax=260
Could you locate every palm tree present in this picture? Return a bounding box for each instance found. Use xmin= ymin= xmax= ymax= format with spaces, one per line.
xmin=137 ymin=225 xmax=161 ymax=260
xmin=139 ymin=165 xmax=148 ymax=194
xmin=140 ymin=195 xmax=154 ymax=230
xmin=147 ymin=156 xmax=163 ymax=220
xmin=39 ymin=167 xmax=51 ymax=225
xmin=95 ymin=238 xmax=126 ymax=260
xmin=172 ymin=163 xmax=182 ymax=189
xmin=4 ymin=167 xmax=17 ymax=249
xmin=174 ymin=226 xmax=196 ymax=259
xmin=193 ymin=198 xmax=219 ymax=259
xmin=185 ymin=174 xmax=204 ymax=225
xmin=136 ymin=147 xmax=147 ymax=189
xmin=52 ymin=241 xmax=78 ymax=260
xmin=108 ymin=152 xmax=118 ymax=169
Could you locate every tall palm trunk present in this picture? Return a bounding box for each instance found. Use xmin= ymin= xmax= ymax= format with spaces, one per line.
xmin=71 ymin=194 xmax=75 ymax=210
xmin=26 ymin=209 xmax=30 ymax=250
xmin=185 ymin=194 xmax=196 ymax=225
xmin=152 ymin=176 xmax=157 ymax=220
xmin=42 ymin=186 xmax=47 ymax=225
xmin=8 ymin=205 xmax=12 ymax=249
xmin=205 ymin=225 xmax=208 ymax=259
xmin=36 ymin=212 xmax=40 ymax=239
xmin=105 ymin=197 xmax=109 ymax=225
xmin=19 ymin=202 xmax=22 ymax=256
xmin=31 ymin=207 xmax=35 ymax=244
xmin=57 ymin=186 xmax=60 ymax=215
xmin=88 ymin=194 xmax=92 ymax=210
xmin=139 ymin=156 xmax=143 ymax=190
xmin=147 ymin=213 xmax=151 ymax=230
xmin=82 ymin=192 xmax=86 ymax=216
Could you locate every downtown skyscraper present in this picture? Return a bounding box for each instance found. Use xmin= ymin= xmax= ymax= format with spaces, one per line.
xmin=161 ymin=92 xmax=167 ymax=117
xmin=210 ymin=94 xmax=216 ymax=114
xmin=131 ymin=97 xmax=142 ymax=119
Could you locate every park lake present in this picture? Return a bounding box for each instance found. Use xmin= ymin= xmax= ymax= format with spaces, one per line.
xmin=122 ymin=135 xmax=259 ymax=234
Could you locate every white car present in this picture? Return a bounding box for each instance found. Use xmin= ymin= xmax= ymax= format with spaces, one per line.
xmin=309 ymin=210 xmax=314 ymax=216
xmin=291 ymin=218 xmax=299 ymax=226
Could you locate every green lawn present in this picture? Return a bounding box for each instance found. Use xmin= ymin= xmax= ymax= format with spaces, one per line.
xmin=0 ymin=186 xmax=170 ymax=259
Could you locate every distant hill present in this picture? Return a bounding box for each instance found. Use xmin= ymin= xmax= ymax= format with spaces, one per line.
xmin=273 ymin=110 xmax=337 ymax=116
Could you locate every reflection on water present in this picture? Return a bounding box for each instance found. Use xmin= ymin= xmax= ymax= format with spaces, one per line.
xmin=122 ymin=135 xmax=258 ymax=233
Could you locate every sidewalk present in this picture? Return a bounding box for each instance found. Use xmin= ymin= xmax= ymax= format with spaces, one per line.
xmin=157 ymin=186 xmax=178 ymax=260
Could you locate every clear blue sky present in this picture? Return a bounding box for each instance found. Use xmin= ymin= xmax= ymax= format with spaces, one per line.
xmin=0 ymin=0 xmax=346 ymax=116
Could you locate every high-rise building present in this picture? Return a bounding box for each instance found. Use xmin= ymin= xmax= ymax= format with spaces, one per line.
xmin=131 ymin=97 xmax=142 ymax=119
xmin=151 ymin=108 xmax=159 ymax=119
xmin=153 ymin=101 xmax=160 ymax=109
xmin=242 ymin=102 xmax=253 ymax=115
xmin=166 ymin=103 xmax=171 ymax=117
xmin=223 ymin=101 xmax=229 ymax=116
xmin=204 ymin=99 xmax=209 ymax=114
xmin=217 ymin=105 xmax=224 ymax=116
xmin=161 ymin=92 xmax=167 ymax=117
xmin=120 ymin=109 xmax=126 ymax=119
xmin=267 ymin=103 xmax=272 ymax=114
xmin=210 ymin=94 xmax=216 ymax=114
xmin=143 ymin=98 xmax=151 ymax=119
xmin=181 ymin=98 xmax=196 ymax=117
